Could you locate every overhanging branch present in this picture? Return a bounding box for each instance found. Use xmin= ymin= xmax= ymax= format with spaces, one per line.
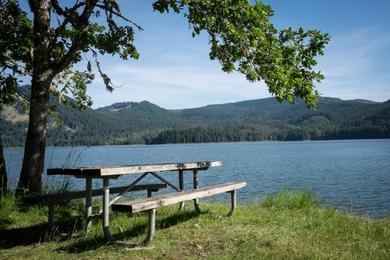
xmin=52 ymin=0 xmax=99 ymax=73
xmin=95 ymin=3 xmax=143 ymax=31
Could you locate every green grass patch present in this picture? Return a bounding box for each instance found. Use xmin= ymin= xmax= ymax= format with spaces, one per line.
xmin=261 ymin=190 xmax=319 ymax=210
xmin=0 ymin=191 xmax=389 ymax=259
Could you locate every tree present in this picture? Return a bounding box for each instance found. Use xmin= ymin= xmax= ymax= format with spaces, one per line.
xmin=0 ymin=0 xmax=329 ymax=194
xmin=14 ymin=0 xmax=140 ymax=194
xmin=0 ymin=0 xmax=31 ymax=195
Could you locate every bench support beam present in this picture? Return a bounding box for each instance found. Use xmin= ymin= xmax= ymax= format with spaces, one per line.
xmin=106 ymin=172 xmax=149 ymax=209
xmin=150 ymin=172 xmax=180 ymax=191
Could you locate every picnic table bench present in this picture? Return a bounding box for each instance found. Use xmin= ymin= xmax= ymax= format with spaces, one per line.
xmin=42 ymin=161 xmax=246 ymax=244
xmin=112 ymin=182 xmax=246 ymax=244
xmin=23 ymin=183 xmax=167 ymax=227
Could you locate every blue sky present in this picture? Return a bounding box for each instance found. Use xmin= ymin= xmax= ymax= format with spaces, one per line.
xmin=24 ymin=0 xmax=390 ymax=108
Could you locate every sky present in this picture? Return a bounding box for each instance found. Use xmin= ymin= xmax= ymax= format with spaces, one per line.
xmin=22 ymin=0 xmax=390 ymax=109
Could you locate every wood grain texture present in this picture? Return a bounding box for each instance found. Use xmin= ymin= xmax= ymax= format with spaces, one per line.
xmin=47 ymin=161 xmax=222 ymax=177
xmin=112 ymin=181 xmax=246 ymax=213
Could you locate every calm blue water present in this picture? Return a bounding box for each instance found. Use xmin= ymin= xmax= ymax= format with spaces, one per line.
xmin=4 ymin=139 xmax=390 ymax=218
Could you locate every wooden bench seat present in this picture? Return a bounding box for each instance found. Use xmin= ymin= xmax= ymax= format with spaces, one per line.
xmin=112 ymin=181 xmax=246 ymax=244
xmin=23 ymin=183 xmax=168 ymax=226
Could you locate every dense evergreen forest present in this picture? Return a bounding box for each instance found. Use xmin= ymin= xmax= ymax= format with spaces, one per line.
xmin=1 ymin=86 xmax=389 ymax=147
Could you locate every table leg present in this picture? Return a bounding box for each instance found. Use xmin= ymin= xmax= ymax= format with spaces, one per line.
xmin=179 ymin=169 xmax=185 ymax=210
xmin=193 ymin=169 xmax=201 ymax=213
xmin=103 ymin=178 xmax=114 ymax=241
xmin=85 ymin=177 xmax=92 ymax=232
xmin=227 ymin=190 xmax=236 ymax=216
xmin=147 ymin=189 xmax=153 ymax=198
xmin=144 ymin=208 xmax=156 ymax=245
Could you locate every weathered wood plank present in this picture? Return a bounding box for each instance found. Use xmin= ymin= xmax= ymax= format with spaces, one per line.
xmin=112 ymin=182 xmax=246 ymax=213
xmin=47 ymin=161 xmax=222 ymax=177
xmin=23 ymin=183 xmax=168 ymax=205
xmin=47 ymin=167 xmax=101 ymax=176
xmin=100 ymin=161 xmax=222 ymax=176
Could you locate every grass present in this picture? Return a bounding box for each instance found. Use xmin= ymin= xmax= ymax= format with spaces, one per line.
xmin=0 ymin=191 xmax=389 ymax=259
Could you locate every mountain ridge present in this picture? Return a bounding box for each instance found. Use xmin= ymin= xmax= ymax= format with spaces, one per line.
xmin=1 ymin=86 xmax=389 ymax=147
xmin=95 ymin=96 xmax=385 ymax=112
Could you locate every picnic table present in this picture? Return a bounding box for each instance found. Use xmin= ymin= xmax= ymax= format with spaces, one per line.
xmin=47 ymin=161 xmax=223 ymax=241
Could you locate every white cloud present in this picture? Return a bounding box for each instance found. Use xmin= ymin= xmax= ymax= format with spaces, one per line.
xmin=108 ymin=65 xmax=256 ymax=92
xmin=320 ymin=27 xmax=390 ymax=77
xmin=87 ymin=26 xmax=390 ymax=108
xmin=317 ymin=27 xmax=390 ymax=101
xmin=89 ymin=60 xmax=270 ymax=109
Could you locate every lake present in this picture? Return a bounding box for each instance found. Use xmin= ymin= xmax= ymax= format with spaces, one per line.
xmin=4 ymin=139 xmax=390 ymax=218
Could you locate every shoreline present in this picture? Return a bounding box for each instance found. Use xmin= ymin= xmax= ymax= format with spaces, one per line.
xmin=4 ymin=137 xmax=390 ymax=149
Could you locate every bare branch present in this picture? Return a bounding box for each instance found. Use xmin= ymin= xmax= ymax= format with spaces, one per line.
xmin=90 ymin=48 xmax=114 ymax=92
xmin=2 ymin=53 xmax=31 ymax=76
xmin=54 ymin=1 xmax=85 ymax=30
xmin=95 ymin=3 xmax=143 ymax=31
xmin=51 ymin=0 xmax=65 ymax=16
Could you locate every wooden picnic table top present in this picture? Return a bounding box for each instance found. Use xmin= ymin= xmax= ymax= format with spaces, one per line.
xmin=47 ymin=161 xmax=222 ymax=177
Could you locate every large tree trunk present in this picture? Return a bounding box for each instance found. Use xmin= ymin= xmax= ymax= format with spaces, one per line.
xmin=16 ymin=0 xmax=53 ymax=194
xmin=17 ymin=77 xmax=52 ymax=193
xmin=0 ymin=133 xmax=7 ymax=196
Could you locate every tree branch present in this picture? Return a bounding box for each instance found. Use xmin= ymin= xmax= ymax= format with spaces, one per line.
xmin=53 ymin=1 xmax=85 ymax=31
xmin=52 ymin=0 xmax=99 ymax=74
xmin=95 ymin=3 xmax=143 ymax=31
xmin=51 ymin=0 xmax=65 ymax=16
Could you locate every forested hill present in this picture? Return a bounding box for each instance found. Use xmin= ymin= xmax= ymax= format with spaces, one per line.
xmin=1 ymin=86 xmax=389 ymax=147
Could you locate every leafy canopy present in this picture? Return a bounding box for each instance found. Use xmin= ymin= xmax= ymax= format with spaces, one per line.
xmin=154 ymin=0 xmax=330 ymax=108
xmin=1 ymin=0 xmax=329 ymax=111
xmin=0 ymin=0 xmax=32 ymax=110
xmin=1 ymin=0 xmax=141 ymax=111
